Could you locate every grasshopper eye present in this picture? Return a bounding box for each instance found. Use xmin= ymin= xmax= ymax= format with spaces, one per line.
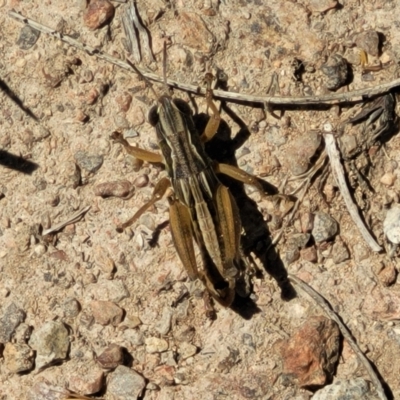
xmin=148 ymin=105 xmax=159 ymax=126
xmin=173 ymin=99 xmax=193 ymax=116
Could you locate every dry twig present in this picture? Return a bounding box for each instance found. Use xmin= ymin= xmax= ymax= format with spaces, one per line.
xmin=324 ymin=133 xmax=382 ymax=252
xmin=289 ymin=274 xmax=388 ymax=400
xmin=42 ymin=206 xmax=91 ymax=236
xmin=8 ymin=11 xmax=400 ymax=106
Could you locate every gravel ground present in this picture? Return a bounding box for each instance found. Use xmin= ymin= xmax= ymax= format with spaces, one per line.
xmin=1 ymin=0 xmax=400 ymax=399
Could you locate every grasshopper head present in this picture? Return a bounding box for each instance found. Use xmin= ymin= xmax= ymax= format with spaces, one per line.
xmin=148 ymin=96 xmax=193 ymax=127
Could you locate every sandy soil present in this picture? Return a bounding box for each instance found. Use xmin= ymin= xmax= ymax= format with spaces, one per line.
xmin=1 ymin=0 xmax=400 ymax=399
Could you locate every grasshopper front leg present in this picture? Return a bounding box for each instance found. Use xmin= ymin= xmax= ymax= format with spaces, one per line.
xmin=111 ymin=131 xmax=163 ymax=163
xmin=116 ymin=176 xmax=171 ymax=233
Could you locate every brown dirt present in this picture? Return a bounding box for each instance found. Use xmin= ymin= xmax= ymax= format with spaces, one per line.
xmin=1 ymin=0 xmax=400 ymax=399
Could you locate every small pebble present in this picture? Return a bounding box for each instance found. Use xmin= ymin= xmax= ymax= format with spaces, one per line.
xmin=108 ymin=365 xmax=146 ymax=400
xmin=353 ymin=243 xmax=369 ymax=263
xmin=28 ymin=380 xmax=65 ymax=400
xmin=17 ymin=25 xmax=40 ymax=50
xmin=383 ymin=206 xmax=400 ymax=244
xmin=331 ymin=239 xmax=350 ymax=264
xmin=308 ymin=0 xmax=338 ymax=13
xmin=83 ymin=0 xmax=115 ymax=30
xmin=338 ymin=135 xmax=358 ymax=159
xmin=312 ymin=212 xmax=338 ymax=242
xmin=155 ymin=307 xmax=172 ymax=336
xmin=96 ymin=344 xmax=124 ymax=369
xmin=300 ymin=246 xmax=318 ymax=263
xmin=279 ymin=316 xmax=340 ymax=387
xmin=178 ymin=342 xmax=197 ymax=360
xmin=34 ymin=244 xmax=46 ymax=258
xmin=380 ymin=172 xmax=396 ymax=186
xmin=94 ymin=180 xmax=134 ymax=199
xmin=85 ymin=280 xmax=129 ymax=303
xmin=300 ymin=212 xmax=314 ymax=233
xmin=145 ymin=337 xmax=169 ymax=353
xmin=91 ymin=301 xmax=124 ymax=326
xmin=285 ymin=131 xmax=321 ymax=176
xmin=4 ymin=342 xmax=34 ymax=373
xmin=124 ymin=315 xmax=142 ymax=329
xmin=14 ymin=323 xmax=32 ymax=343
xmin=321 ymin=54 xmax=348 ymax=91
xmin=114 ymin=114 xmax=130 ymax=130
xmin=74 ymin=151 xmax=103 ymax=173
xmin=29 ymin=321 xmax=69 ymax=370
xmin=85 ymin=88 xmax=99 ymax=105
xmin=284 ymin=246 xmax=300 ymax=265
xmin=69 ymin=364 xmax=104 ymax=395
xmin=134 ymin=174 xmax=149 ymax=188
xmin=48 ymin=194 xmax=60 ymax=207
xmin=288 ymin=233 xmax=311 ymax=249
xmin=62 ymin=298 xmax=81 ymax=318
xmin=355 ymin=30 xmax=380 ymax=57
xmin=123 ymin=329 xmax=144 ymax=346
xmin=378 ymin=263 xmax=397 ymax=287
xmin=0 ymin=302 xmax=25 ymax=343
xmin=116 ymin=92 xmax=133 ymax=112
xmin=311 ymin=378 xmax=375 ymax=400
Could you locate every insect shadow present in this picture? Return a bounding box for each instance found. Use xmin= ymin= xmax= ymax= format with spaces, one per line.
xmin=0 ymin=77 xmax=39 ymax=121
xmin=0 ymin=150 xmax=39 ymax=174
xmin=192 ymin=102 xmax=295 ymax=319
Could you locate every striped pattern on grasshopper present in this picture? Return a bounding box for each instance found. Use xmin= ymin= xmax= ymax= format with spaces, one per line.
xmin=111 ymin=72 xmax=263 ymax=309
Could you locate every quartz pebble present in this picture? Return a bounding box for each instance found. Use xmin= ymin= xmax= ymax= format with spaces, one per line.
xmin=383 ymin=206 xmax=400 ymax=244
xmin=380 ymin=172 xmax=396 ymax=186
xmin=178 ymin=342 xmax=197 ymax=360
xmin=108 ymin=365 xmax=146 ymax=400
xmin=29 ymin=321 xmax=69 ymax=370
xmin=145 ymin=337 xmax=169 ymax=353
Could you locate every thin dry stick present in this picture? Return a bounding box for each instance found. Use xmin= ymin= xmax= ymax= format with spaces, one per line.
xmin=8 ymin=10 xmax=400 ymax=106
xmin=288 ymin=274 xmax=388 ymax=400
xmin=42 ymin=206 xmax=91 ymax=236
xmin=324 ymin=133 xmax=382 ymax=252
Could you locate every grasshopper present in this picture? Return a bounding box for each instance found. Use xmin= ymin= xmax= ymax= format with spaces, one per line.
xmin=111 ymin=56 xmax=265 ymax=308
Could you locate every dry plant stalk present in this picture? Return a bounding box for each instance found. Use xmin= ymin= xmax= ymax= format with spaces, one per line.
xmin=8 ymin=10 xmax=400 ymax=106
xmin=42 ymin=206 xmax=91 ymax=236
xmin=324 ymin=133 xmax=382 ymax=252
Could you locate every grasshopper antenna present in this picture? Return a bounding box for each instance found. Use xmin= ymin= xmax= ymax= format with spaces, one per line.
xmin=125 ymin=58 xmax=159 ymax=101
xmin=162 ymin=41 xmax=170 ymax=94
